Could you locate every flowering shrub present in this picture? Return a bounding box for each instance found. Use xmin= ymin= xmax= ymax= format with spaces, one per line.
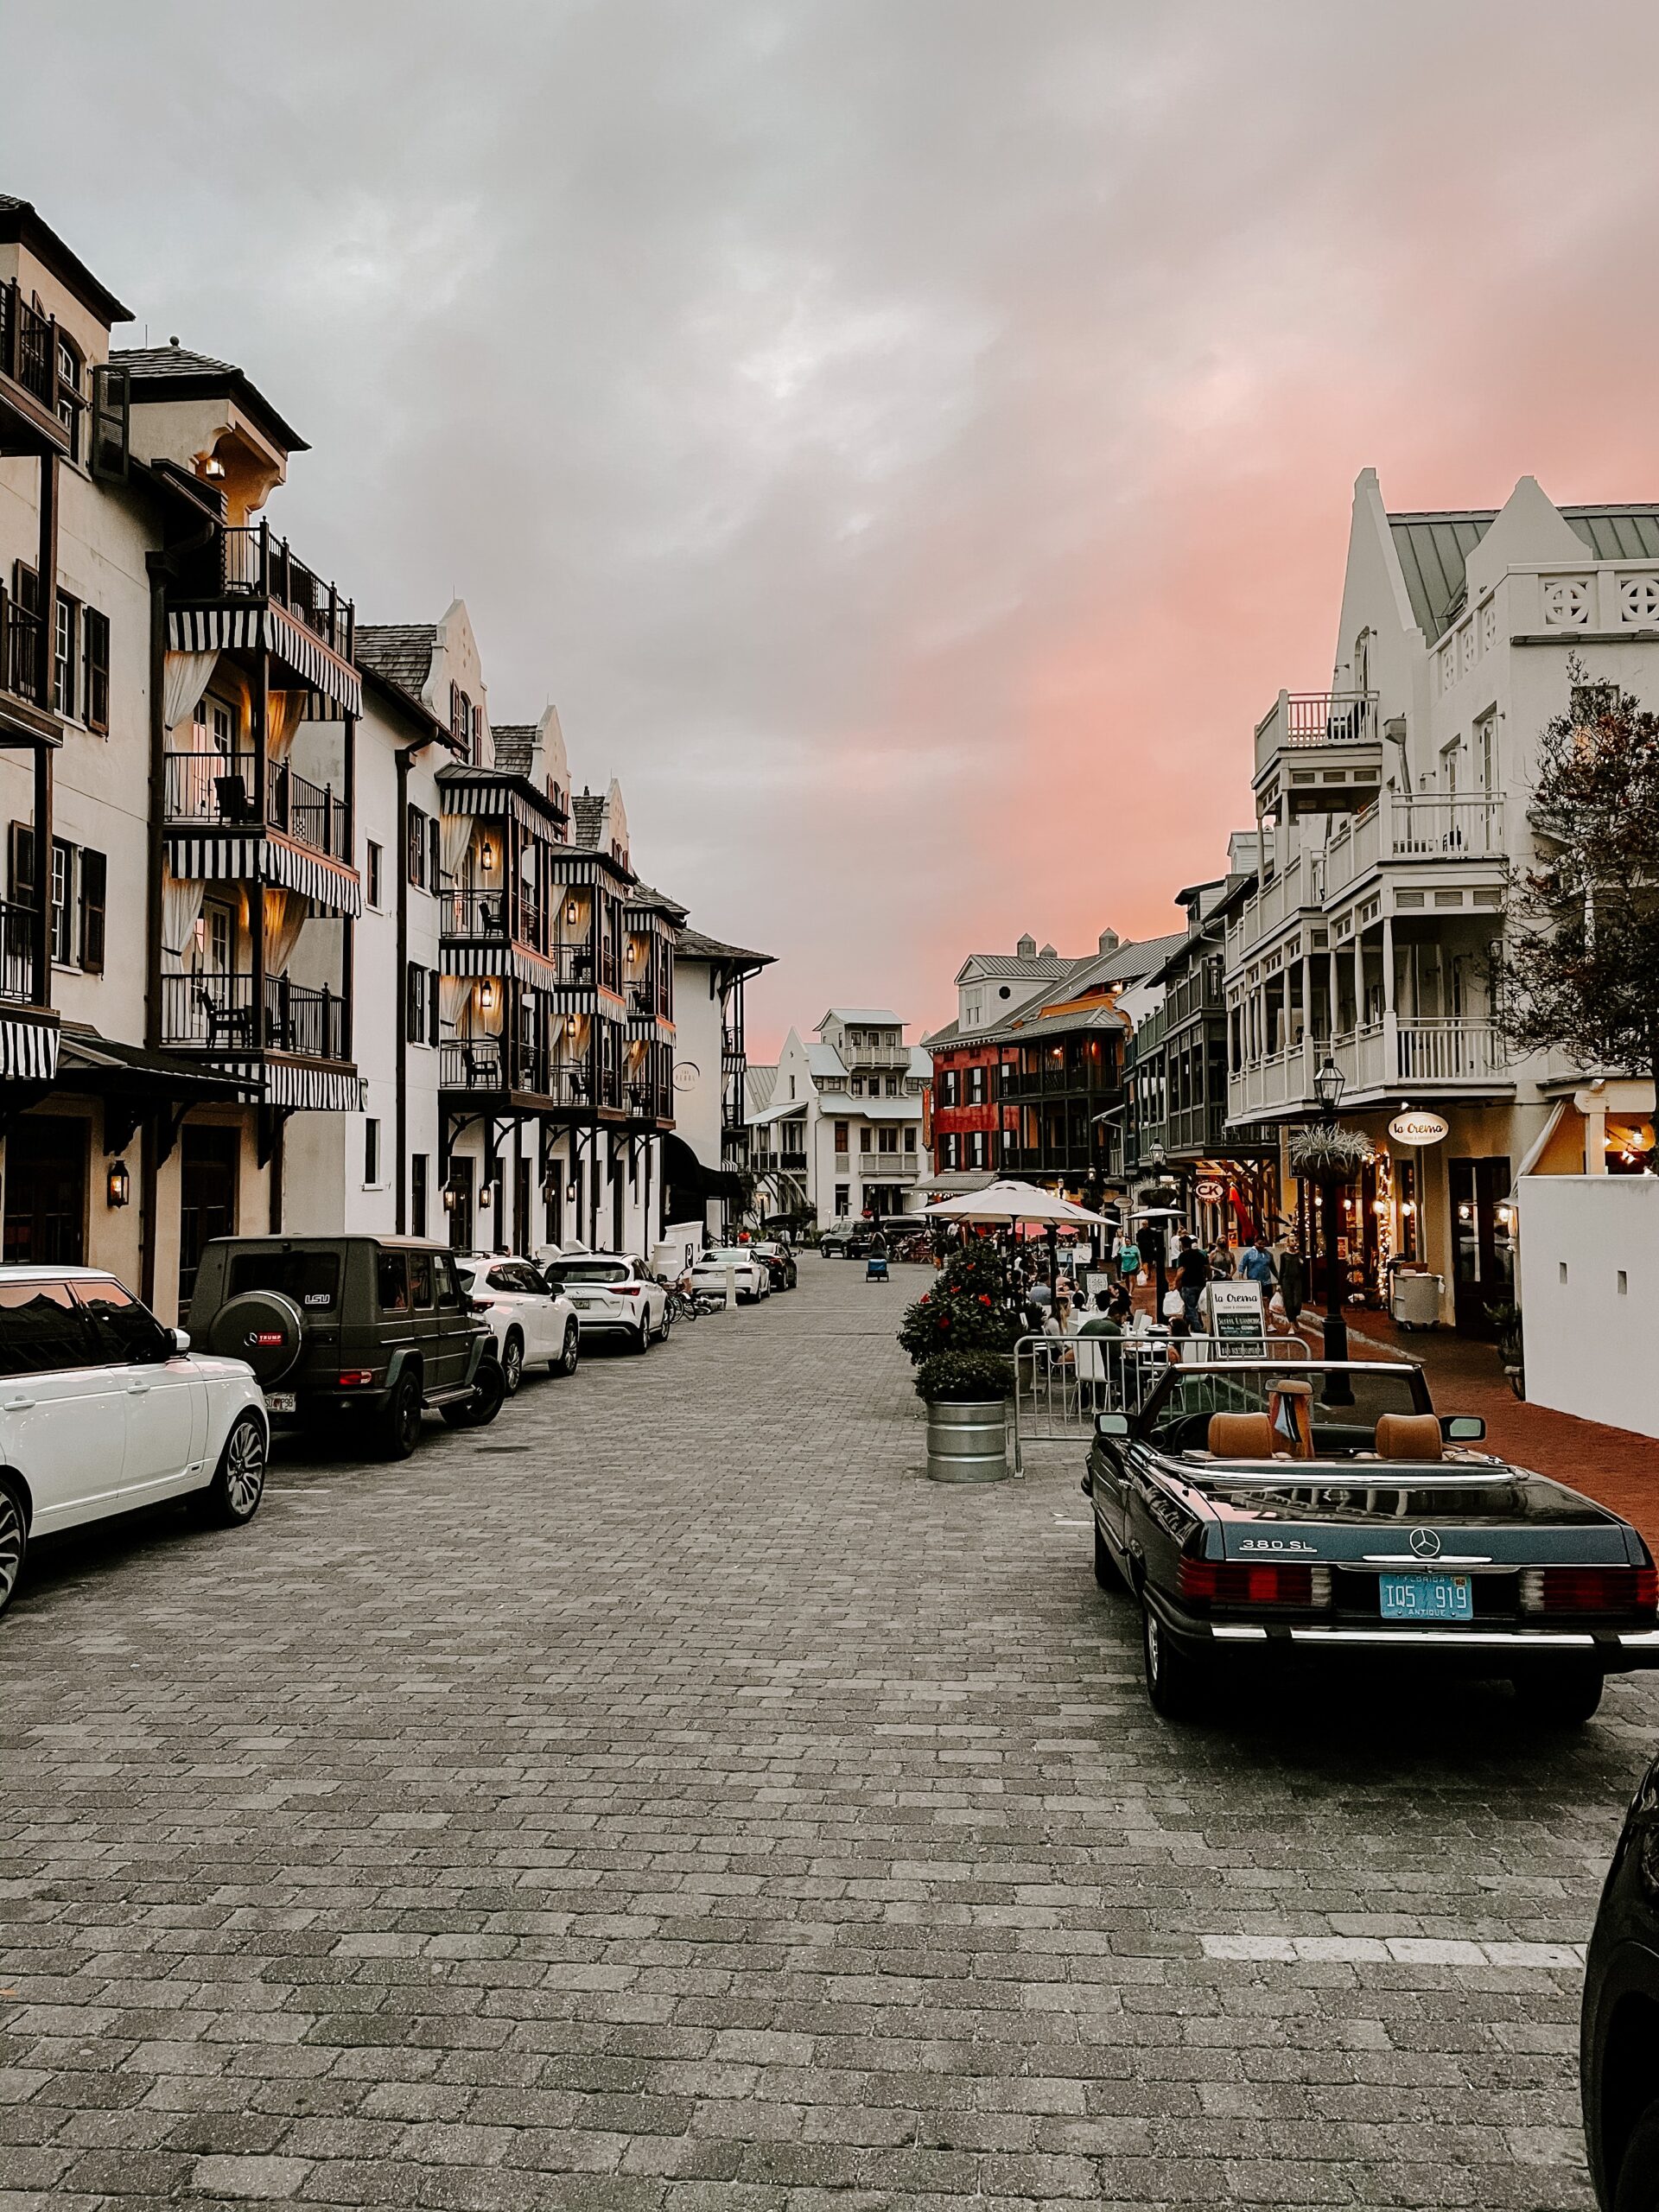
xmin=898 ymin=1240 xmax=1022 ymax=1363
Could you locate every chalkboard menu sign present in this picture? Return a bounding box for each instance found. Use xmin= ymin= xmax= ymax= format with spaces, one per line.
xmin=1205 ymin=1280 xmax=1266 ymax=1343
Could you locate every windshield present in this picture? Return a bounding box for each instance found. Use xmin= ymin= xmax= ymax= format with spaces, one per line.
xmin=701 ymin=1249 xmax=752 ymax=1263
xmin=229 ymin=1249 xmax=341 ymax=1310
xmin=547 ymin=1260 xmax=630 ymax=1286
xmin=1137 ymin=1362 xmax=1428 ymax=1459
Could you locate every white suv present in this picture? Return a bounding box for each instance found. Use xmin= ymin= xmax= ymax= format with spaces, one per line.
xmin=454 ymin=1255 xmax=580 ymax=1393
xmin=536 ymin=1252 xmax=670 ymax=1353
xmin=0 ymin=1267 xmax=270 ymax=1623
xmin=690 ymin=1247 xmax=771 ymax=1303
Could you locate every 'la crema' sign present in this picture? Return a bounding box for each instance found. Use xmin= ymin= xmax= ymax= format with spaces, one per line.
xmin=1389 ymin=1110 xmax=1449 ymax=1146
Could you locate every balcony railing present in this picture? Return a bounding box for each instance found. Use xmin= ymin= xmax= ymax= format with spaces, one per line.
xmin=1002 ymin=1142 xmax=1100 ymax=1175
xmin=162 ymin=751 xmax=353 ymax=861
xmin=1229 ymin=1020 xmax=1508 ymax=1122
xmin=0 ymin=584 xmax=44 ymax=706
xmin=1162 ymin=960 xmax=1226 ymax=1032
xmin=219 ymin=523 xmax=354 ymax=660
xmin=162 ymin=972 xmax=349 ymax=1060
xmin=0 ymin=282 xmax=60 ymax=419
xmin=840 ymin=1041 xmax=910 ymax=1069
xmin=1001 ymin=1065 xmax=1121 ymax=1101
xmin=0 ymin=898 xmax=38 ymax=1003
xmin=1254 ymin=689 xmax=1379 ymax=778
xmin=1320 ymin=792 xmax=1505 ymax=904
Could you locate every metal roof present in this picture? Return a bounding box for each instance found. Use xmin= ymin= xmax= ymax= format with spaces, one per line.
xmin=1389 ymin=504 xmax=1659 ymax=643
xmin=820 ymin=1007 xmax=903 ymax=1028
xmin=957 ymin=953 xmax=1074 ymax=982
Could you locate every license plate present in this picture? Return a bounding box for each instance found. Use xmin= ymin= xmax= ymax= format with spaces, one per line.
xmin=1378 ymin=1573 xmax=1471 ymax=1622
xmin=264 ymin=1391 xmax=296 ymax=1414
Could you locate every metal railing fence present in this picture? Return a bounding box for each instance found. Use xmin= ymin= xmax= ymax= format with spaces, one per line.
xmin=1011 ymin=1331 xmax=1310 ymax=1473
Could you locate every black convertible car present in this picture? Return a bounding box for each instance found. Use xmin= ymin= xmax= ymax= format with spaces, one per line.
xmin=1084 ymin=1357 xmax=1659 ymax=1724
xmin=1582 ymin=1747 xmax=1659 ymax=2210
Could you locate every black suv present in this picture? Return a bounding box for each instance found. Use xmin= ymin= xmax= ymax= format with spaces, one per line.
xmin=188 ymin=1236 xmax=505 ymax=1459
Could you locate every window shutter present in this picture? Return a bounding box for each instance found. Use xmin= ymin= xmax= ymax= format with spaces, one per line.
xmin=82 ymin=608 xmax=110 ymax=734
xmin=427 ymin=968 xmax=439 ymax=1047
xmin=404 ymin=960 xmax=422 ymax=1044
xmin=406 ymin=805 xmax=424 ymax=887
xmin=79 ymin=848 xmax=106 ymax=972
xmin=90 ymin=364 xmax=130 ymax=482
xmin=9 ymin=822 xmax=35 ymax=907
xmin=428 ymin=817 xmax=440 ymax=889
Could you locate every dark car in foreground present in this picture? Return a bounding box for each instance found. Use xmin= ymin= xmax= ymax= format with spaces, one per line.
xmin=1084 ymin=1357 xmax=1659 ymax=1725
xmin=188 ymin=1236 xmax=505 ymax=1459
xmin=1583 ymin=1753 xmax=1659 ymax=2209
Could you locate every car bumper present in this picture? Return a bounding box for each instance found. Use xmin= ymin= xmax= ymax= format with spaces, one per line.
xmin=1147 ymin=1589 xmax=1659 ymax=1671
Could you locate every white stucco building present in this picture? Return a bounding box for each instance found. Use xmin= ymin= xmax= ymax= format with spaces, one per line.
xmin=747 ymin=1008 xmax=932 ymax=1226
xmin=1225 ymin=467 xmax=1659 ymax=1329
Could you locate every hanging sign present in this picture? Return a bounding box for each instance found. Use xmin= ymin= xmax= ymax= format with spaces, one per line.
xmin=1194 ymin=1178 xmax=1225 ymax=1202
xmin=1389 ymin=1111 xmax=1449 ymax=1147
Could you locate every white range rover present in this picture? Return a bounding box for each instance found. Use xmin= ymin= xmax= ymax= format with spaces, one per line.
xmin=0 ymin=1267 xmax=270 ymax=1623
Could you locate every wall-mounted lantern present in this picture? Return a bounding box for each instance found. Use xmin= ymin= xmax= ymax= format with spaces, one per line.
xmin=106 ymin=1160 xmax=131 ymax=1208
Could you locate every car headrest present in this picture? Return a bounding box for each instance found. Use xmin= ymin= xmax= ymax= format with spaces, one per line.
xmin=1375 ymin=1412 xmax=1443 ymax=1461
xmin=1208 ymin=1412 xmax=1276 ymax=1459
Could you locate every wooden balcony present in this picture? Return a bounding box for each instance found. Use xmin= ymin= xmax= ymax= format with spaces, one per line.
xmin=168 ymin=519 xmax=359 ymax=717
xmin=0 ymin=281 xmax=74 ymax=458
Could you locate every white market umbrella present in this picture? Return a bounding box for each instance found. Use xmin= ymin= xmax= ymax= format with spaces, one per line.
xmin=922 ymin=1179 xmax=1114 ymax=1227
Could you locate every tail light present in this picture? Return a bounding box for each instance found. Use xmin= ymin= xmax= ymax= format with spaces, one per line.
xmin=1179 ymin=1557 xmax=1332 ymax=1608
xmin=470 ymin=1295 xmax=495 ymax=1309
xmin=613 ymin=1285 xmax=642 ymax=1297
xmin=336 ymin=1370 xmax=376 ymax=1388
xmin=1520 ymin=1567 xmax=1658 ymax=1615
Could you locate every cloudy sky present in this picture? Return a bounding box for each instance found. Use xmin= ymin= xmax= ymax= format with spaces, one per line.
xmin=11 ymin=3 xmax=1659 ymax=1049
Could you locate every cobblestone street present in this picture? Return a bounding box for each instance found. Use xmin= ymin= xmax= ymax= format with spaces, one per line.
xmin=3 ymin=1255 xmax=1656 ymax=2209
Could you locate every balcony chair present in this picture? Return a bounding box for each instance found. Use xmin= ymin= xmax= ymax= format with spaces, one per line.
xmin=214 ymin=773 xmax=257 ymax=825
xmin=193 ymin=983 xmax=254 ymax=1050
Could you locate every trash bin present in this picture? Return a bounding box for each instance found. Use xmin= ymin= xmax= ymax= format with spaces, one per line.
xmin=1389 ymin=1270 xmax=1442 ymax=1330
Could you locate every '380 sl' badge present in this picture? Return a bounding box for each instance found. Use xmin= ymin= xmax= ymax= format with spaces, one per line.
xmin=1409 ymin=1527 xmax=1442 ymax=1560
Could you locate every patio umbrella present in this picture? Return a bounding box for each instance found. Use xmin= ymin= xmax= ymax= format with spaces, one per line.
xmin=922 ymin=1179 xmax=1115 ymax=1226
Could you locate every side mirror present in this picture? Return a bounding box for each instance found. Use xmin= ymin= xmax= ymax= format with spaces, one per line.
xmin=1094 ymin=1412 xmax=1130 ymax=1439
xmin=168 ymin=1327 xmax=191 ymax=1356
xmin=1443 ymin=1414 xmax=1486 ymax=1441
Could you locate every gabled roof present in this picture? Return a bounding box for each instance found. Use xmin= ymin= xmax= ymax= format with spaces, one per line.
xmin=356 ymin=623 xmax=438 ymax=701
xmin=980 ymin=998 xmax=1130 ymax=1048
xmin=1389 ymin=502 xmax=1659 ymax=643
xmin=745 ymin=1064 xmax=779 ymax=1109
xmin=490 ymin=723 xmax=536 ymax=775
xmin=957 ymin=952 xmax=1073 ymax=983
xmin=0 ymin=193 xmax=130 ymax=326
xmin=805 ymin=1042 xmax=848 ymax=1081
xmin=626 ymin=881 xmax=690 ymax=926
xmin=111 ymin=341 xmax=308 ymax=454
xmin=571 ymin=791 xmax=605 ymax=849
xmin=921 ymin=1018 xmax=962 ymax=1049
xmin=819 ymin=1007 xmax=903 ymax=1029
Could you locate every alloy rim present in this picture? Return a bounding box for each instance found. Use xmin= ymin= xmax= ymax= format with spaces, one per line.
xmin=0 ymin=1491 xmax=22 ymax=1605
xmin=1146 ymin=1613 xmax=1161 ymax=1683
xmin=226 ymin=1421 xmax=265 ymax=1514
xmin=504 ymin=1339 xmax=523 ymax=1391
xmin=563 ymin=1327 xmax=578 ymax=1372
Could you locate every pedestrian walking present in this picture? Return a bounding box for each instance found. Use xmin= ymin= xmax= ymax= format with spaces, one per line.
xmin=1173 ymin=1234 xmax=1210 ymax=1331
xmin=1114 ymin=1232 xmax=1141 ymax=1288
xmin=1208 ymin=1238 xmax=1235 ymax=1281
xmin=1277 ymin=1238 xmax=1306 ymax=1331
xmin=1238 ymin=1236 xmax=1277 ymax=1289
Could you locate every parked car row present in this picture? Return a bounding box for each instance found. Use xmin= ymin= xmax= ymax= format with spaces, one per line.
xmin=0 ymin=1226 xmax=778 ymax=1625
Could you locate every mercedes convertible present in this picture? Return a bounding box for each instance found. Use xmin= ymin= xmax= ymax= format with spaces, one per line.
xmin=1084 ymin=1358 xmax=1659 ymax=1725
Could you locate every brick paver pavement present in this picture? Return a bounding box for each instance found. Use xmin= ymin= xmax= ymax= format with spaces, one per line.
xmin=3 ymin=1255 xmax=1656 ymax=2209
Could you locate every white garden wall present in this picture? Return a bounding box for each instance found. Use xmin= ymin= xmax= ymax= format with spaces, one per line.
xmin=1516 ymin=1174 xmax=1659 ymax=1440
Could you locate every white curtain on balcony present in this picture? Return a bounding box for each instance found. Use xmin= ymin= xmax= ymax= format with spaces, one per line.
xmin=440 ymin=975 xmax=471 ymax=1036
xmin=440 ymin=813 xmax=474 ymax=885
xmin=160 ymin=861 xmax=204 ymax=975
xmin=265 ymin=690 xmax=306 ymax=763
xmin=162 ymin=651 xmax=219 ymax=740
xmin=262 ymin=885 xmax=308 ymax=976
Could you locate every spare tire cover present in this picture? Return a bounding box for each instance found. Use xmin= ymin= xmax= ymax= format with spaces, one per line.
xmin=207 ymin=1289 xmax=305 ymax=1384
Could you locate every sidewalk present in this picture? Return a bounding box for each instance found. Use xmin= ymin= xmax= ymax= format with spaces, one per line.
xmin=1300 ymin=1300 xmax=1659 ymax=1551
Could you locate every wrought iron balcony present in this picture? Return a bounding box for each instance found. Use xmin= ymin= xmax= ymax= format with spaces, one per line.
xmin=163 ymin=750 xmax=352 ymax=861
xmin=0 ymin=896 xmax=39 ymax=1003
xmin=0 ymin=281 xmax=74 ymax=455
xmin=162 ymin=972 xmax=349 ymax=1061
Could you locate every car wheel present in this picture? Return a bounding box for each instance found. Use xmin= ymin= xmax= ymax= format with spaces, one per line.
xmin=550 ymin=1322 xmax=579 ymax=1377
xmin=658 ymin=1307 xmax=671 ymax=1344
xmin=0 ymin=1478 xmax=27 ymax=1622
xmin=1514 ymin=1664 xmax=1605 ymax=1726
xmin=1093 ymin=1518 xmax=1123 ymax=1592
xmin=378 ymin=1369 xmax=423 ymax=1460
xmin=442 ymin=1355 xmax=506 ymax=1427
xmin=500 ymin=1331 xmax=524 ymax=1396
xmin=629 ymin=1319 xmax=651 ymax=1354
xmin=202 ymin=1411 xmax=267 ymax=1527
xmin=1613 ymin=2101 xmax=1659 ymax=2212
xmin=1141 ymin=1605 xmax=1208 ymax=1720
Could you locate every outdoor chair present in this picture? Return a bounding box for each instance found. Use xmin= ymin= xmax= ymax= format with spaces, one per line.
xmin=214 ymin=773 xmax=255 ymax=824
xmin=193 ymin=982 xmax=253 ymax=1049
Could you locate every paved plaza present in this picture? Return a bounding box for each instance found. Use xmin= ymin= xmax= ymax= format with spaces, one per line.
xmin=2 ymin=1255 xmax=1656 ymax=2209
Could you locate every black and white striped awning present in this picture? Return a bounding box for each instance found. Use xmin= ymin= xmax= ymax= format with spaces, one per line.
xmin=165 ymin=830 xmax=363 ymax=917
xmin=210 ymin=1055 xmax=363 ymax=1112
xmin=436 ymin=779 xmax=544 ymax=834
xmin=0 ymin=1011 xmax=60 ymax=1081
xmin=168 ymin=605 xmax=361 ymax=717
xmin=442 ymin=944 xmax=578 ymax=994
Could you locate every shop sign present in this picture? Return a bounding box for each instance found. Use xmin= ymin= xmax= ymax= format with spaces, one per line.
xmin=1205 ymin=1279 xmax=1267 ymax=1342
xmin=1389 ymin=1111 xmax=1449 ymax=1147
xmin=1194 ymin=1178 xmax=1225 ymax=1202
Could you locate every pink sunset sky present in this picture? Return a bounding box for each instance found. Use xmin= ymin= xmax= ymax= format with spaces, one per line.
xmin=9 ymin=3 xmax=1658 ymax=1055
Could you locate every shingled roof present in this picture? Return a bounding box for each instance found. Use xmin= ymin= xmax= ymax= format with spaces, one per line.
xmin=490 ymin=723 xmax=535 ymax=775
xmin=111 ymin=341 xmax=307 ymax=454
xmin=570 ymin=791 xmax=605 ymax=849
xmin=355 ymin=624 xmax=438 ymax=702
xmin=0 ymin=193 xmax=131 ymax=326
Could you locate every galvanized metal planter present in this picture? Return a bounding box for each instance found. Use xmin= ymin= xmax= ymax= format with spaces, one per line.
xmin=925 ymin=1398 xmax=1008 ymax=1483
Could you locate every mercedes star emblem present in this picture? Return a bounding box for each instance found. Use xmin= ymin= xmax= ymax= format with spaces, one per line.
xmin=1408 ymin=1527 xmax=1442 ymax=1560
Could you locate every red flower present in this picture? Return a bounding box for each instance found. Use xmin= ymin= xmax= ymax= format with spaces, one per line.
xmin=920 ymin=1293 xmax=931 ymax=1303
xmin=978 ymin=1294 xmax=991 ymax=1306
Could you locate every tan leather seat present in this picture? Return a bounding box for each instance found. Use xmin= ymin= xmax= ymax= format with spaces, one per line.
xmin=1374 ymin=1412 xmax=1443 ymax=1461
xmin=1208 ymin=1412 xmax=1275 ymax=1458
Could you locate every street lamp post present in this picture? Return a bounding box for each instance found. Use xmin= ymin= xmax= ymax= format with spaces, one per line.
xmin=1146 ymin=1142 xmax=1170 ymax=1313
xmin=1311 ymin=1056 xmax=1350 ymax=1367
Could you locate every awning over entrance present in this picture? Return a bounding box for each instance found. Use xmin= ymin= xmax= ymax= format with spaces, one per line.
xmin=661 ymin=1131 xmax=746 ymax=1206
